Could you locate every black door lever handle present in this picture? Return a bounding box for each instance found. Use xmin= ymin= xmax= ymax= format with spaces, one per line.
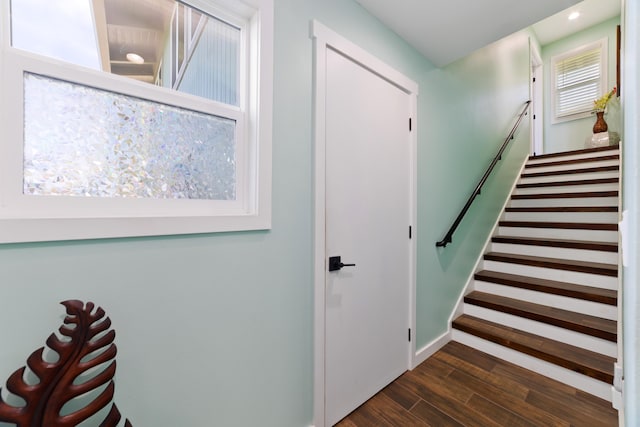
xmin=328 ymin=256 xmax=356 ymax=272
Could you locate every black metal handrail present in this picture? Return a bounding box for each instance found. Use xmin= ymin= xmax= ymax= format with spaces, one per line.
xmin=436 ymin=100 xmax=531 ymax=248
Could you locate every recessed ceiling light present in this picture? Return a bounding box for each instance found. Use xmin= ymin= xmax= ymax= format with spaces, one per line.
xmin=568 ymin=11 xmax=580 ymax=20
xmin=126 ymin=53 xmax=144 ymax=64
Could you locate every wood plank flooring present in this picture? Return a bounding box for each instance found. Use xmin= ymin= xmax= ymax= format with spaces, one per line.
xmin=335 ymin=342 xmax=618 ymax=427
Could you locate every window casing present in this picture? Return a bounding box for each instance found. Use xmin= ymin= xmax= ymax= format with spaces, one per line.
xmin=0 ymin=0 xmax=273 ymax=243
xmin=551 ymin=38 xmax=608 ymax=123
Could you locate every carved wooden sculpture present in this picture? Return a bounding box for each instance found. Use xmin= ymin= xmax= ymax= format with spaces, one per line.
xmin=0 ymin=300 xmax=132 ymax=426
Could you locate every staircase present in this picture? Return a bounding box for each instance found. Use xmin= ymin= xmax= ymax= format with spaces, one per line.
xmin=451 ymin=144 xmax=620 ymax=402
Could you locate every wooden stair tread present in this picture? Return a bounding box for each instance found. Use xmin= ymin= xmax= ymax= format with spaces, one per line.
xmin=464 ymin=291 xmax=617 ymax=342
xmin=452 ymin=314 xmax=615 ymax=383
xmin=528 ymin=145 xmax=619 ymax=161
xmin=522 ymin=165 xmax=619 ymax=178
xmin=474 ymin=270 xmax=617 ymax=305
xmin=525 ymin=154 xmax=619 ymax=169
xmin=516 ymin=177 xmax=618 ymax=189
xmin=492 ymin=235 xmax=618 ymax=252
xmin=484 ymin=252 xmax=618 ymax=277
xmin=505 ymin=206 xmax=618 ymax=213
xmin=499 ymin=221 xmax=617 ymax=231
xmin=512 ymin=190 xmax=618 ymax=200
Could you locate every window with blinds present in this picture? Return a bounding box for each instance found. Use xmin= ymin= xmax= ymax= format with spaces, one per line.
xmin=552 ymin=39 xmax=607 ymax=121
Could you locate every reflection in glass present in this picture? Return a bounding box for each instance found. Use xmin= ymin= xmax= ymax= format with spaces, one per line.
xmin=10 ymin=0 xmax=100 ymax=69
xmin=10 ymin=0 xmax=240 ymax=106
xmin=23 ymin=73 xmax=237 ymax=200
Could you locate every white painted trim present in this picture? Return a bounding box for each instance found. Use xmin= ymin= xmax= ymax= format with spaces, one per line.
xmin=0 ymin=0 xmax=274 ymax=242
xmin=408 ymin=91 xmax=418 ymax=370
xmin=530 ymin=38 xmax=543 ymax=156
xmin=311 ymin=22 xmax=419 ymax=95
xmin=412 ymin=330 xmax=451 ymax=368
xmin=616 ymin=140 xmax=624 ymax=394
xmin=311 ymin=22 xmax=328 ymax=427
xmin=311 ymin=20 xmax=418 ymax=427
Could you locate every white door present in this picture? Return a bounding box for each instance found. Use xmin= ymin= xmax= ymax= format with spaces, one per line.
xmin=324 ymin=47 xmax=412 ymax=426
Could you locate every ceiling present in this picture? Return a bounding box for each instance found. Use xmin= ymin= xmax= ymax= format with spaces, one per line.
xmin=93 ymin=0 xmax=176 ymax=83
xmin=354 ymin=0 xmax=620 ymax=67
xmin=95 ymin=0 xmax=623 ymax=83
xmin=532 ymin=0 xmax=621 ymax=46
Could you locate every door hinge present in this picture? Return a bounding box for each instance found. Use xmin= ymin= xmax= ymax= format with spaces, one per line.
xmin=533 ymin=114 xmax=536 ymax=119
xmin=408 ymin=328 xmax=411 ymax=342
xmin=409 ymin=118 xmax=412 ymax=131
xmin=409 ymin=225 xmax=412 ymax=239
xmin=533 ymin=77 xmax=536 ymax=82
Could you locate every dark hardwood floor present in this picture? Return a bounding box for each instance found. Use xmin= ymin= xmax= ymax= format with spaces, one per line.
xmin=335 ymin=341 xmax=618 ymax=426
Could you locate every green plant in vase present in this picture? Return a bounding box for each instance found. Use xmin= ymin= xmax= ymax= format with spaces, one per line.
xmin=592 ymin=87 xmax=616 ymax=134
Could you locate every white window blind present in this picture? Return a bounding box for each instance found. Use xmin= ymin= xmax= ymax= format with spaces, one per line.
xmin=552 ymin=39 xmax=607 ymax=121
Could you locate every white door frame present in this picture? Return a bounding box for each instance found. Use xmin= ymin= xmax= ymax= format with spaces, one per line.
xmin=310 ymin=20 xmax=418 ymax=427
xmin=530 ymin=41 xmax=544 ymax=155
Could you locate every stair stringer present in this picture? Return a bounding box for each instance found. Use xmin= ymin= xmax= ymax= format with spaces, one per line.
xmin=613 ymin=143 xmax=624 ymax=409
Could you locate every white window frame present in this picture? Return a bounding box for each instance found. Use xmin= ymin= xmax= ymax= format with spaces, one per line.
xmin=551 ymin=38 xmax=608 ymax=124
xmin=0 ymin=0 xmax=273 ymax=243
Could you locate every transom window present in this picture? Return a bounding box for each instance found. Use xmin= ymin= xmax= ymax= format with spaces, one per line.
xmin=0 ymin=0 xmax=273 ymax=243
xmin=551 ymin=39 xmax=608 ymax=122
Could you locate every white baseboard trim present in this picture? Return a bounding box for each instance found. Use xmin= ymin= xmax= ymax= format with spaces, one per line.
xmin=412 ymin=330 xmax=451 ymax=368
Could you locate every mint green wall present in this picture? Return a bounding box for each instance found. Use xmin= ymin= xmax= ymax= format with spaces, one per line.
xmin=542 ymin=17 xmax=621 ymax=154
xmin=0 ymin=1 xmax=534 ymax=425
xmin=0 ymin=1 xmax=430 ymax=426
xmin=416 ymin=31 xmax=532 ymax=345
xmin=622 ymin=0 xmax=639 ymax=423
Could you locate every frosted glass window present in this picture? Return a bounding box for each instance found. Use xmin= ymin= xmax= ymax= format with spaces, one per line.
xmin=23 ymin=73 xmax=236 ymax=200
xmin=0 ymin=0 xmax=273 ymax=243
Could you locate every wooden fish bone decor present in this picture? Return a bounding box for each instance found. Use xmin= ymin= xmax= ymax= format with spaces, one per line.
xmin=0 ymin=300 xmax=132 ymax=426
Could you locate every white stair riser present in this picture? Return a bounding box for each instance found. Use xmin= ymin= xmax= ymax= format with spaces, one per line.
xmin=452 ymin=329 xmax=613 ymax=401
xmin=482 ymin=260 xmax=618 ymax=289
xmin=513 ymin=183 xmax=619 ymax=195
xmin=497 ymin=226 xmax=618 ymax=242
xmin=519 ymin=170 xmax=619 ymax=185
xmin=461 ymin=304 xmax=617 ymax=357
xmin=527 ymin=150 xmax=619 ymax=166
xmin=490 ymin=242 xmax=619 ymax=264
xmin=523 ymin=159 xmax=619 ymax=174
xmin=502 ymin=211 xmax=618 ymax=223
xmin=473 ymin=281 xmax=617 ymax=320
xmin=509 ymin=197 xmax=618 ymax=208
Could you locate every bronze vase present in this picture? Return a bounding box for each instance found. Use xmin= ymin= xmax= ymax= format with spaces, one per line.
xmin=593 ymin=111 xmax=608 ymax=133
